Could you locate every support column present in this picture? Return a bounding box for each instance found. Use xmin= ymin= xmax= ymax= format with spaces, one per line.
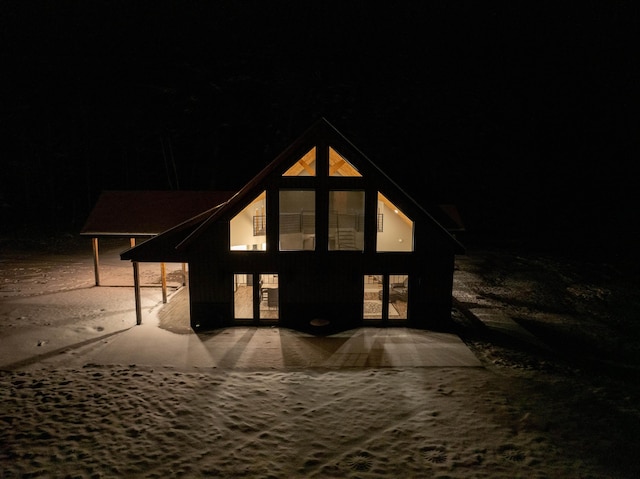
xmin=161 ymin=262 xmax=167 ymax=304
xmin=133 ymin=261 xmax=142 ymax=325
xmin=129 ymin=237 xmax=144 ymax=324
xmin=91 ymin=237 xmax=100 ymax=286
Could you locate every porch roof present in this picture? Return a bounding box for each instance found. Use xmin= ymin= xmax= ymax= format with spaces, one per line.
xmin=80 ymin=190 xmax=235 ymax=237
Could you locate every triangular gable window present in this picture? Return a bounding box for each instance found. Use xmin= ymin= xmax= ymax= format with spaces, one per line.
xmin=283 ymin=147 xmax=316 ymax=176
xmin=329 ymin=147 xmax=361 ymax=177
xmin=376 ymin=192 xmax=414 ymax=252
xmin=230 ymin=191 xmax=267 ymax=251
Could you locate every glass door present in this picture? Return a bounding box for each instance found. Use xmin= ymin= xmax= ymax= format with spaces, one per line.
xmin=234 ymin=273 xmax=279 ymax=322
xmin=363 ymin=274 xmax=408 ymax=322
xmin=387 ymin=275 xmax=408 ymax=320
xmin=363 ymin=275 xmax=383 ymax=321
xmin=258 ymin=273 xmax=279 ymax=321
xmin=233 ymin=273 xmax=253 ymax=320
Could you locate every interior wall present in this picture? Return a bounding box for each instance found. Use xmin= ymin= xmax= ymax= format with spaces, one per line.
xmin=230 ymin=197 xmax=266 ymax=250
xmin=377 ymin=211 xmax=413 ymax=251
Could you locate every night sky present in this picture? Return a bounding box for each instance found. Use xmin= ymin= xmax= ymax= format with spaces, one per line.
xmin=2 ymin=1 xmax=639 ymax=253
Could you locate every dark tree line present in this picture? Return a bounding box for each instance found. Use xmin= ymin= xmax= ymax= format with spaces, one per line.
xmin=1 ymin=1 xmax=638 ymax=241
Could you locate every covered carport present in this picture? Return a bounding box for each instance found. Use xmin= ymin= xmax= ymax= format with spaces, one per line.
xmin=81 ymin=190 xmax=234 ymax=323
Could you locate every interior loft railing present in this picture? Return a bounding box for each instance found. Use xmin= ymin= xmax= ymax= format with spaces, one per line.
xmin=329 ymin=213 xmax=365 ymax=232
xmin=301 ymin=212 xmax=315 ymax=234
xmin=279 ymin=212 xmax=315 ymax=234
xmin=253 ymin=215 xmax=266 ymax=236
xmin=259 ymin=212 xmax=381 ymax=236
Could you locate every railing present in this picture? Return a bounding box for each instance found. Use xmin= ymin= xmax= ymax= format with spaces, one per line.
xmin=280 ymin=212 xmax=315 ymax=234
xmin=260 ymin=212 xmax=379 ymax=236
xmin=253 ymin=215 xmax=266 ymax=236
xmin=329 ymin=213 xmax=365 ymax=232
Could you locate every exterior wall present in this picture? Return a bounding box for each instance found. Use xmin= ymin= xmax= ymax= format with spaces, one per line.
xmin=409 ymin=220 xmax=457 ymax=329
xmin=188 ymin=224 xmax=230 ymax=328
xmin=278 ymin=252 xmax=365 ymax=330
xmin=183 ymin=125 xmax=461 ymax=332
xmin=187 ymin=217 xmax=457 ymax=331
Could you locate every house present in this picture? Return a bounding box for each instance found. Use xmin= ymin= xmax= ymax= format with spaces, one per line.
xmin=121 ymin=119 xmax=464 ymax=332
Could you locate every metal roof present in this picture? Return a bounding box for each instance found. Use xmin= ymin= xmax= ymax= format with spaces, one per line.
xmin=80 ymin=190 xmax=235 ymax=236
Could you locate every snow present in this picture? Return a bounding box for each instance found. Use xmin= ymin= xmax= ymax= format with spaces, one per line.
xmin=1 ymin=237 xmax=639 ymax=478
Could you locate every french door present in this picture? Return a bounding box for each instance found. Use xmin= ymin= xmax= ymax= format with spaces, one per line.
xmin=363 ymin=274 xmax=408 ymax=322
xmin=233 ymin=273 xmax=279 ymax=322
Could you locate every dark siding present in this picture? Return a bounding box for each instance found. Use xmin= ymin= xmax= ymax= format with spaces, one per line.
xmin=177 ymin=120 xmax=462 ymax=331
xmin=187 ymin=217 xmax=456 ymax=329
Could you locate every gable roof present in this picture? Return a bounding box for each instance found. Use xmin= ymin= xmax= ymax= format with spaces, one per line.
xmin=122 ymin=118 xmax=464 ymax=260
xmin=81 ymin=190 xmax=235 ymax=236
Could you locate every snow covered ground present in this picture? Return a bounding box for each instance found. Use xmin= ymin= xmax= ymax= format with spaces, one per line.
xmin=1 ymin=236 xmax=639 ymax=478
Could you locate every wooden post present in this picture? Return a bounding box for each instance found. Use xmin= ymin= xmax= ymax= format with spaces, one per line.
xmin=181 ymin=263 xmax=187 ymax=286
xmin=129 ymin=237 xmax=144 ymax=324
xmin=92 ymin=237 xmax=100 ymax=286
xmin=161 ymin=262 xmax=167 ymax=304
xmin=133 ymin=261 xmax=142 ymax=325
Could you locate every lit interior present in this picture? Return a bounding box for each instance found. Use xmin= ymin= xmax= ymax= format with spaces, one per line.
xmin=230 ymin=191 xmax=267 ymax=251
xmin=329 ymin=190 xmax=365 ymax=250
xmin=376 ymin=192 xmax=414 ymax=252
xmin=363 ymin=274 xmax=408 ymax=320
xmin=233 ymin=273 xmax=279 ymax=320
xmin=282 ymin=147 xmax=316 ymax=176
xmin=279 ymin=190 xmax=315 ymax=251
xmin=329 ymin=147 xmax=361 ymax=177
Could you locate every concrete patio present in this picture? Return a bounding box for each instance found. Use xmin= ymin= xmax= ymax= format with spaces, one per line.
xmin=63 ymin=324 xmax=483 ymax=370
xmin=3 ymin=285 xmax=482 ymax=371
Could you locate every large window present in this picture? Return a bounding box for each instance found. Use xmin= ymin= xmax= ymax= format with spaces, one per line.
xmin=329 ymin=190 xmax=364 ymax=251
xmin=376 ymin=192 xmax=414 ymax=252
xmin=230 ymin=191 xmax=266 ymax=251
xmin=279 ymin=190 xmax=315 ymax=251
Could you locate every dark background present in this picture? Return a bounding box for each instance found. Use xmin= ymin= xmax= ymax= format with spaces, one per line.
xmin=2 ymin=1 xmax=638 ymax=258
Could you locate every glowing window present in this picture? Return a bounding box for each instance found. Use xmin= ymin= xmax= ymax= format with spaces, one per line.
xmin=329 ymin=147 xmax=361 ymax=177
xmin=329 ymin=190 xmax=364 ymax=251
xmin=376 ymin=192 xmax=414 ymax=252
xmin=279 ymin=190 xmax=315 ymax=251
xmin=230 ymin=191 xmax=267 ymax=251
xmin=283 ymin=147 xmax=316 ymax=176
